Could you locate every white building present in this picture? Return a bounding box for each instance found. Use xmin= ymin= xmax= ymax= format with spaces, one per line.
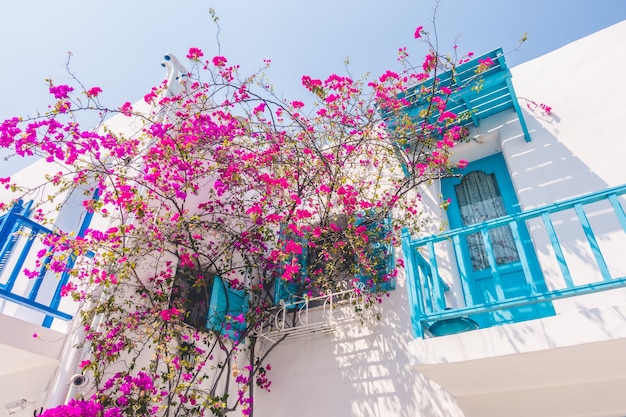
xmin=254 ymin=20 xmax=626 ymax=417
xmin=1 ymin=20 xmax=626 ymax=417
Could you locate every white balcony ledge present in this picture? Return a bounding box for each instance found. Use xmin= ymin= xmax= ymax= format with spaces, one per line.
xmin=407 ymin=303 xmax=626 ymax=417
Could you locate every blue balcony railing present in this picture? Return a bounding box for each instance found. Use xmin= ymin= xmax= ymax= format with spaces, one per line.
xmin=0 ymin=200 xmax=75 ymax=327
xmin=402 ymin=184 xmax=626 ymax=338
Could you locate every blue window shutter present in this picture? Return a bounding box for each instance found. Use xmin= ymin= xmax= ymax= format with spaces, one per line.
xmin=207 ymin=276 xmax=248 ymax=340
xmin=355 ymin=214 xmax=396 ymax=291
xmin=274 ymin=227 xmax=308 ymax=305
xmin=274 ymin=278 xmax=302 ymax=306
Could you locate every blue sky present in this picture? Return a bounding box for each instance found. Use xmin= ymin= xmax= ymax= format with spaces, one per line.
xmin=1 ymin=0 xmax=625 ymax=171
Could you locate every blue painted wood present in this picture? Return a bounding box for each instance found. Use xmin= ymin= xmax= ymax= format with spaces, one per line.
xmin=418 ymin=249 xmax=434 ymax=314
xmin=273 ymin=227 xmax=307 ymax=306
xmin=275 ymin=214 xmax=397 ymax=305
xmin=402 ymin=228 xmax=425 ymax=338
xmin=42 ymin=189 xmax=99 ymax=328
xmin=0 ymin=196 xmax=98 ymax=326
xmin=574 ymin=203 xmax=612 ymax=281
xmin=427 ymin=241 xmax=446 ymax=311
xmin=0 ymin=201 xmax=31 ymax=276
xmin=389 ymin=49 xmax=532 ymax=178
xmin=4 ymin=229 xmax=37 ymax=292
xmin=509 ymin=220 xmax=539 ymax=295
xmin=2 ymin=213 xmax=53 ymax=303
xmin=480 ymin=227 xmax=506 ymax=300
xmin=402 ymin=228 xmax=454 ymax=335
xmin=417 ymin=275 xmax=626 ymax=324
xmin=0 ymin=201 xmax=52 ymax=296
xmin=41 ymin=254 xmax=78 ymax=328
xmin=505 ymin=76 xmax=532 ymax=142
xmin=0 ymin=289 xmax=72 ymax=320
xmin=452 ymin=234 xmax=474 ymax=308
xmin=541 ymin=212 xmax=574 ymax=288
xmin=0 ymin=213 xmax=22 ymax=278
xmin=397 ymin=48 xmax=531 ymax=142
xmin=208 ymin=276 xmax=248 ymax=340
xmin=608 ymin=194 xmax=626 ymax=232
xmin=355 ymin=214 xmax=396 ymax=291
xmin=413 ymin=184 xmax=626 ymax=245
xmin=429 ymin=316 xmax=479 ymax=337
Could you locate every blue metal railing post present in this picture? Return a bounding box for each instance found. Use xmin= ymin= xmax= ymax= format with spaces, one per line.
xmin=402 ymin=228 xmax=425 ymax=338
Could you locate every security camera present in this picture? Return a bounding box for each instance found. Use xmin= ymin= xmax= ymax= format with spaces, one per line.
xmin=70 ymin=374 xmax=88 ymax=387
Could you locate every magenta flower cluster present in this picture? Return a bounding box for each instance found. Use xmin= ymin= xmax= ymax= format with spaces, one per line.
xmin=0 ymin=23 xmax=485 ymax=417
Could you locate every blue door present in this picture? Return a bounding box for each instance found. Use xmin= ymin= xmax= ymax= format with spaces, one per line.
xmin=442 ymin=153 xmax=554 ymax=328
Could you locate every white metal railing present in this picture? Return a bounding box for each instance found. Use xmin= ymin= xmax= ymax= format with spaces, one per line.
xmin=255 ymin=283 xmax=380 ymax=343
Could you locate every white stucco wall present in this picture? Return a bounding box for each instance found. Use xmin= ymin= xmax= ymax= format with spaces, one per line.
xmin=254 ymin=282 xmax=466 ymax=417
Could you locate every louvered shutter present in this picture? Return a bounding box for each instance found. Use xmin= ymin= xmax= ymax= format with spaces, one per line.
xmin=355 ymin=214 xmax=396 ymax=291
xmin=208 ymin=276 xmax=248 ymax=340
xmin=274 ymin=226 xmax=308 ymax=306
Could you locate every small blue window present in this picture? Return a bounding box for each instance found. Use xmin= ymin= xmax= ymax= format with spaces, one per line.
xmin=169 ymin=265 xmax=213 ymax=329
xmin=170 ymin=265 xmax=248 ymax=340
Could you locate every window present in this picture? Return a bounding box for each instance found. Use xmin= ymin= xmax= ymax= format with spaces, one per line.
xmin=454 ymin=170 xmax=520 ymax=271
xmin=170 ymin=263 xmax=247 ymax=339
xmin=170 ymin=263 xmax=214 ymax=329
xmin=274 ymin=214 xmax=395 ymax=305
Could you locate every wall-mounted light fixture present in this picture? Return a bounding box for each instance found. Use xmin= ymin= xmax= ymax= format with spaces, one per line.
xmin=4 ymin=399 xmax=27 ymax=415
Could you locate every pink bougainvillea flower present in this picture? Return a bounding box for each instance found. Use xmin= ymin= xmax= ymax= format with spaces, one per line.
xmin=540 ymin=103 xmax=552 ymax=115
xmin=438 ymin=111 xmax=457 ymax=122
xmin=160 ymin=308 xmax=180 ymax=322
xmin=301 ymin=75 xmax=323 ymax=92
xmin=144 ymin=89 xmax=158 ymax=104
xmin=231 ymin=313 xmax=245 ymax=324
xmin=49 ymin=84 xmax=74 ymax=99
xmin=186 ymin=47 xmax=204 ymax=60
xmin=120 ymin=102 xmax=133 ymax=117
xmin=477 ymin=57 xmax=494 ymax=73
xmin=253 ymin=103 xmax=266 ymax=114
xmin=414 ymin=25 xmax=423 ymax=39
xmin=422 ymin=52 xmax=436 ymax=73
xmin=56 ymin=101 xmax=71 ymax=113
xmin=285 ymin=239 xmax=303 ymax=255
xmin=281 ymin=262 xmax=300 ymax=281
xmin=86 ymin=87 xmax=102 ymax=98
xmin=212 ymin=55 xmax=228 ymax=67
xmin=325 ymin=94 xmax=339 ymax=103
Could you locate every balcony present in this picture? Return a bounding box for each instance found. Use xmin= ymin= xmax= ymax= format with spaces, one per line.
xmin=0 ymin=200 xmax=85 ymax=417
xmin=0 ymin=200 xmax=78 ymax=329
xmin=402 ymin=183 xmax=626 ymax=338
xmin=402 ymin=184 xmax=626 ymax=417
xmin=256 ymin=283 xmax=382 ymax=344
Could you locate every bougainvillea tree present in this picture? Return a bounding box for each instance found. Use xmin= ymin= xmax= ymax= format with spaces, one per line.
xmin=0 ymin=24 xmax=488 ymax=417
